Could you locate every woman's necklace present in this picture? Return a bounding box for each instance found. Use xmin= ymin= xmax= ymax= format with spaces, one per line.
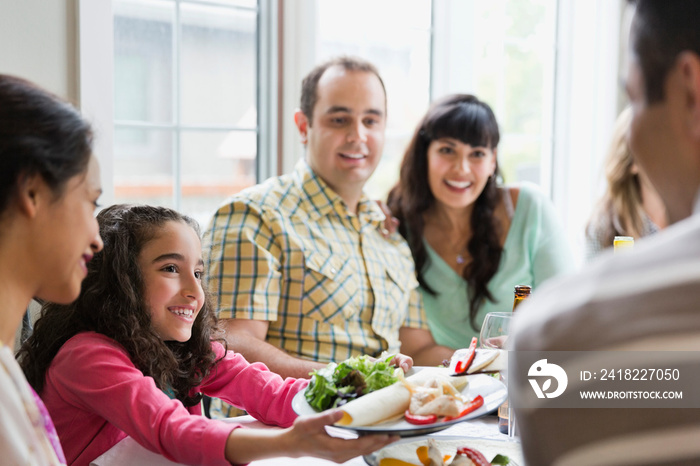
xmin=450 ymin=228 xmax=469 ymax=265
xmin=452 ymin=238 xmax=469 ymax=265
xmin=425 ymin=211 xmax=470 ymax=267
xmin=455 ymin=243 xmax=469 ymax=265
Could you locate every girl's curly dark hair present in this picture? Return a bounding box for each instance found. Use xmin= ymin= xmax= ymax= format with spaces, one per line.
xmin=18 ymin=204 xmax=224 ymax=407
xmin=388 ymin=94 xmax=503 ymax=331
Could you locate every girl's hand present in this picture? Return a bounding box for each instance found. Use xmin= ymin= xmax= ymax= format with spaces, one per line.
xmin=389 ymin=353 xmax=413 ymax=373
xmin=225 ymin=410 xmax=398 ymax=464
xmin=285 ymin=410 xmax=398 ymax=462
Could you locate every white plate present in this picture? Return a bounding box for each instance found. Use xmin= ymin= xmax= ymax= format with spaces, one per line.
xmin=363 ymin=435 xmax=523 ymax=466
xmin=447 ymin=348 xmax=506 ymax=374
xmin=292 ymin=372 xmax=507 ymax=437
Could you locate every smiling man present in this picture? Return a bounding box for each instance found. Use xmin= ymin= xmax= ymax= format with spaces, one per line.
xmin=510 ymin=1 xmax=700 ymax=465
xmin=204 ymin=57 xmax=454 ymax=384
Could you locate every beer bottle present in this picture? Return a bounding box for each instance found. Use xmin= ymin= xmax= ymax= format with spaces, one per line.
xmin=512 ymin=285 xmax=532 ymax=312
xmin=498 ymin=285 xmax=532 ymax=435
xmin=614 ymin=236 xmax=634 ymax=253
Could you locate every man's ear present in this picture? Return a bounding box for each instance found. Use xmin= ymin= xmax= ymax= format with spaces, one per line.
xmin=677 ymin=51 xmax=700 ymax=139
xmin=294 ymin=109 xmax=309 ymax=145
xmin=15 ymin=172 xmax=44 ymax=218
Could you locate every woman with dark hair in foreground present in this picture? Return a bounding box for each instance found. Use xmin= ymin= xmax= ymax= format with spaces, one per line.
xmin=0 ymin=74 xmax=104 ymax=465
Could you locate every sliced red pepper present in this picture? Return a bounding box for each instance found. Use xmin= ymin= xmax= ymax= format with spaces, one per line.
xmin=443 ymin=395 xmax=484 ymax=422
xmin=454 ymin=337 xmax=478 ymax=374
xmin=455 ymin=446 xmax=491 ymax=466
xmin=404 ymin=409 xmax=438 ymax=425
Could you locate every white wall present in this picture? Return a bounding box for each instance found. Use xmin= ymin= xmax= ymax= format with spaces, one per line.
xmin=77 ymin=0 xmax=114 ymax=205
xmin=2 ymin=0 xmax=78 ymax=351
xmin=0 ymin=0 xmax=78 ymax=101
xmin=280 ymin=0 xmax=315 ymax=176
xmin=0 ymin=0 xmax=115 ymax=205
xmin=551 ymin=0 xmax=624 ymax=265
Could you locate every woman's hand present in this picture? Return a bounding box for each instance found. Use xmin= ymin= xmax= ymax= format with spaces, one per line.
xmin=375 ymin=200 xmax=400 ymax=238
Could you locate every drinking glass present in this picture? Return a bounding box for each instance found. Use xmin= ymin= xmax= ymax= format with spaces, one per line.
xmin=479 ymin=311 xmax=516 ymax=438
xmin=479 ymin=312 xmax=511 ymax=350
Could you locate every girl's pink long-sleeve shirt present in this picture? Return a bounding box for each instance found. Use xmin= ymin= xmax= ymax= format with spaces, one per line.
xmin=41 ymin=332 xmax=309 ymax=466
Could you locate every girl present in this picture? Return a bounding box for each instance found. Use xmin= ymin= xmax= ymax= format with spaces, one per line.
xmin=18 ymin=204 xmax=397 ymax=466
xmin=387 ymin=94 xmax=574 ymax=347
xmin=0 ymin=74 xmax=103 ymax=465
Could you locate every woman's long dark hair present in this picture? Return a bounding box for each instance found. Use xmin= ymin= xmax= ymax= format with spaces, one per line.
xmin=0 ymin=74 xmax=92 ymax=218
xmin=388 ymin=94 xmax=503 ymax=331
xmin=18 ymin=204 xmax=223 ymax=407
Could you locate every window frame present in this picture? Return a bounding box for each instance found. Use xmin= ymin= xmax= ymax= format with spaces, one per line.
xmin=78 ymin=0 xmax=277 ymax=209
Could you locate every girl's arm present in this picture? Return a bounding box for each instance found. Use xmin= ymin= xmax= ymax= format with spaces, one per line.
xmin=199 ymin=341 xmax=310 ymax=427
xmin=49 ymin=334 xmax=397 ymax=465
xmin=201 ymin=343 xmax=400 ymax=463
xmin=201 ymin=342 xmax=413 ymax=427
xmin=224 ymin=409 xmax=398 ymax=464
xmin=47 ymin=333 xmax=237 ymax=465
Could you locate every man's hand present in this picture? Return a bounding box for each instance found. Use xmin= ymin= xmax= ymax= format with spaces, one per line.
xmin=388 ymin=353 xmax=413 ymax=373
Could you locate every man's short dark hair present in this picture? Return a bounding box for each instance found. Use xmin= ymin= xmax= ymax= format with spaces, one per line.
xmin=299 ymin=56 xmax=387 ymax=124
xmin=629 ymin=0 xmax=700 ymax=103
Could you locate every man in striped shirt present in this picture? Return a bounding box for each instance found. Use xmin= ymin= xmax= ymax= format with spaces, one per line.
xmin=204 ymin=56 xmax=454 ymax=380
xmin=511 ymin=1 xmax=700 ymax=464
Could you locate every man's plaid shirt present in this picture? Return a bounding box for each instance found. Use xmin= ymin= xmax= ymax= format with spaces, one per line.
xmin=203 ymin=160 xmax=428 ymax=363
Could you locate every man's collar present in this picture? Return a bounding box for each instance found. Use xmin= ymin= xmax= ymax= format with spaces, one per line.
xmin=293 ymin=160 xmax=338 ymax=221
xmin=357 ymin=196 xmax=387 ymax=226
xmin=293 ymin=159 xmax=386 ymax=225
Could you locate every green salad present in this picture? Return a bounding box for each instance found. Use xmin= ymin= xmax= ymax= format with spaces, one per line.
xmin=305 ymin=354 xmax=399 ymax=411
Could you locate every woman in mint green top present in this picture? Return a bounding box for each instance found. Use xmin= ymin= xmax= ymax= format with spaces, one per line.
xmin=388 ymin=94 xmax=574 ymax=348
xmin=420 ymin=183 xmax=573 ymax=347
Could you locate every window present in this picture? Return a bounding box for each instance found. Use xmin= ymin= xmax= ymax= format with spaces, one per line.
xmin=308 ymin=0 xmax=557 ymax=200
xmin=313 ymin=0 xmax=432 ymax=200
xmin=276 ymin=0 xmax=432 ymax=199
xmin=81 ymin=0 xmax=623 ymax=262
xmin=112 ymin=0 xmax=261 ymax=226
xmin=432 ymin=0 xmax=557 ymax=190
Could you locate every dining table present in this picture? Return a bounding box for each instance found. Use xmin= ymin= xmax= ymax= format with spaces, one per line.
xmin=89 ymin=413 xmax=524 ymax=465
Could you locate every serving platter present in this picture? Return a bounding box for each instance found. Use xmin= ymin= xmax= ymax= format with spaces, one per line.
xmin=363 ymin=435 xmax=523 ymax=466
xmin=292 ymin=372 xmax=507 ymax=437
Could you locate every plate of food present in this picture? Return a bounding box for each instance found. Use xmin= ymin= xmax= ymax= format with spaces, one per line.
xmin=363 ymin=436 xmax=522 ymax=466
xmin=292 ymin=356 xmax=507 ymax=437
